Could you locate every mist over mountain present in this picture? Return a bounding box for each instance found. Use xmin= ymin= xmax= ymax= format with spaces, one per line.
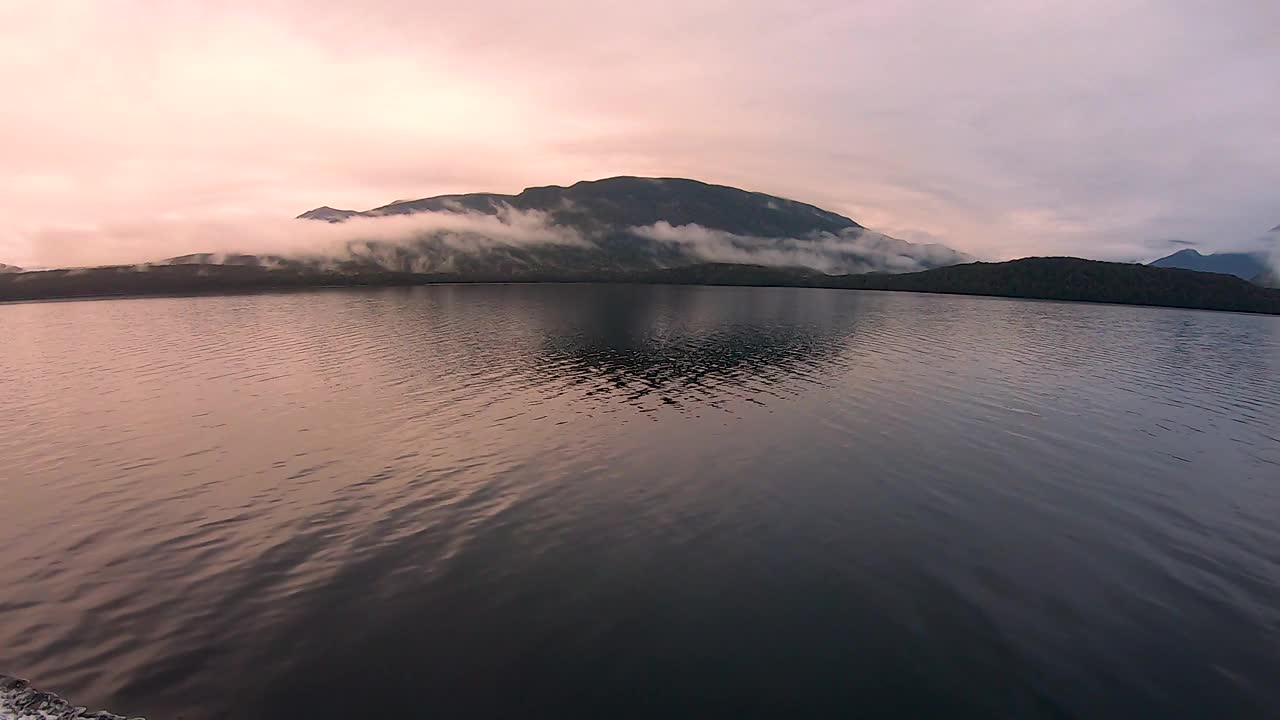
xmin=287 ymin=177 xmax=972 ymax=276
xmin=1269 ymin=225 xmax=1280 ymax=284
xmin=0 ymin=264 xmax=22 ymax=274
xmin=1256 ymin=224 xmax=1279 ymax=287
xmin=9 ymin=179 xmax=1278 ymax=314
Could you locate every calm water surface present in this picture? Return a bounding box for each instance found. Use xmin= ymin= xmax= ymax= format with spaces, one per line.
xmin=1 ymin=285 xmax=1279 ymax=719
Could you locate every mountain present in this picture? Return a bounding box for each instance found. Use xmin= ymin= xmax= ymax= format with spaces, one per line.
xmin=0 ymin=263 xmax=22 ymax=273
xmin=290 ymin=176 xmax=972 ymax=276
xmin=5 ymin=257 xmax=1280 ymax=315
xmin=1255 ymin=270 xmax=1279 ymax=289
xmin=1149 ymin=248 xmax=1268 ymax=281
xmin=6 ymin=178 xmax=1277 ymax=313
xmin=346 ymin=176 xmax=862 ymax=234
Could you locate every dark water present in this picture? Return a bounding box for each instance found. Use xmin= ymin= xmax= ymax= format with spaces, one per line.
xmin=2 ymin=285 xmax=1279 ymax=719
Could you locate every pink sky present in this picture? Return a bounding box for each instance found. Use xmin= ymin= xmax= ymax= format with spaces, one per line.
xmin=2 ymin=0 xmax=1277 ymax=268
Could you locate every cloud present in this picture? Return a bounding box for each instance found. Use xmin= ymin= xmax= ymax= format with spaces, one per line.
xmin=0 ymin=1 xmax=1277 ymax=268
xmin=19 ymin=206 xmax=585 ymax=269
xmin=1265 ymin=227 xmax=1280 ymax=279
xmin=21 ymin=205 xmax=972 ymax=275
xmin=632 ymin=221 xmax=971 ymax=274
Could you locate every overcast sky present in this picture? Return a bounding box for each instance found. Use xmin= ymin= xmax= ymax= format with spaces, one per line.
xmin=2 ymin=0 xmax=1277 ymax=268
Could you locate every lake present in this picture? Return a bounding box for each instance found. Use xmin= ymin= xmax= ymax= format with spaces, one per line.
xmin=1 ymin=284 xmax=1278 ymax=719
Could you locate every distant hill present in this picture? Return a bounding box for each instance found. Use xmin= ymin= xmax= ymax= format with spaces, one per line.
xmin=839 ymin=257 xmax=1280 ymax=313
xmin=1149 ymin=248 xmax=1268 ymax=281
xmin=5 ymin=257 xmax=1279 ymax=315
xmin=0 ymin=263 xmax=22 ymax=273
xmin=629 ymin=258 xmax=1280 ymax=314
xmin=289 ymin=176 xmax=972 ymax=276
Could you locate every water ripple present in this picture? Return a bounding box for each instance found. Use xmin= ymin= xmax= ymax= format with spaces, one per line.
xmin=1 ymin=285 xmax=1278 ymax=718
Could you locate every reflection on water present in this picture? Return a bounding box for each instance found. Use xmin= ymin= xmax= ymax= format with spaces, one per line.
xmin=529 ymin=285 xmax=866 ymax=411
xmin=1 ymin=285 xmax=1278 ymax=719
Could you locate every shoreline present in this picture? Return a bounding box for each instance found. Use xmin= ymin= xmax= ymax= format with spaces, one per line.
xmin=3 ymin=275 xmax=1279 ymax=318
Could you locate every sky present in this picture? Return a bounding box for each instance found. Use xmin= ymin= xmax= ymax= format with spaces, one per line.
xmin=2 ymin=0 xmax=1278 ymax=269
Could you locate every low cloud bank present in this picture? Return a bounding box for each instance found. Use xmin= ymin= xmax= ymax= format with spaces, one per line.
xmin=15 ymin=203 xmax=973 ymax=276
xmin=21 ymin=205 xmax=585 ymax=269
xmin=632 ymin=221 xmax=971 ymax=274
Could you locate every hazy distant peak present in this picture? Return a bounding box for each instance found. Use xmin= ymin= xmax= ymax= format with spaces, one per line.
xmin=0 ymin=263 xmax=23 ymax=273
xmin=1150 ymin=247 xmax=1268 ymax=280
xmin=297 ymin=206 xmax=358 ymax=222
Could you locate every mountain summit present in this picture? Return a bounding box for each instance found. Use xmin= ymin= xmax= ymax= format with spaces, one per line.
xmin=296 ymin=206 xmax=359 ymax=222
xmin=295 ymin=176 xmax=970 ymax=276
xmin=340 ymin=176 xmax=864 ymax=236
